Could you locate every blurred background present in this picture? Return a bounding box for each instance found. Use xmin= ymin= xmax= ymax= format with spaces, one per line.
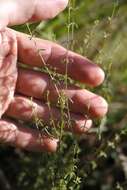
xmin=0 ymin=0 xmax=127 ymax=189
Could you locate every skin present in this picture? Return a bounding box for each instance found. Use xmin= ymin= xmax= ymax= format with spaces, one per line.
xmin=0 ymin=0 xmax=108 ymax=152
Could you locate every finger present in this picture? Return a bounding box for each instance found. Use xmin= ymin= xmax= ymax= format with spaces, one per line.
xmin=15 ymin=31 xmax=105 ymax=87
xmin=0 ymin=0 xmax=68 ymax=29
xmin=0 ymin=119 xmax=58 ymax=152
xmin=16 ymin=68 xmax=108 ymax=118
xmin=29 ymin=0 xmax=68 ymax=22
xmin=5 ymin=96 xmax=92 ymax=134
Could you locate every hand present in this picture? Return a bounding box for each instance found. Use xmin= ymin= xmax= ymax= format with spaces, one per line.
xmin=0 ymin=0 xmax=108 ymax=152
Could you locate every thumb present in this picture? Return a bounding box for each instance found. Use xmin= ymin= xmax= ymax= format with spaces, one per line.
xmin=0 ymin=0 xmax=68 ymax=29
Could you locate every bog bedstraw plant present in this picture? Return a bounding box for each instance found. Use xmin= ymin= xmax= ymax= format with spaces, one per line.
xmin=21 ymin=1 xmax=119 ymax=189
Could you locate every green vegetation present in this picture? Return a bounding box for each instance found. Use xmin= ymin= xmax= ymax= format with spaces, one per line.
xmin=0 ymin=0 xmax=127 ymax=189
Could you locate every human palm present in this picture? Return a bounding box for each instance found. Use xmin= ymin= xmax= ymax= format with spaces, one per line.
xmin=0 ymin=0 xmax=108 ymax=152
